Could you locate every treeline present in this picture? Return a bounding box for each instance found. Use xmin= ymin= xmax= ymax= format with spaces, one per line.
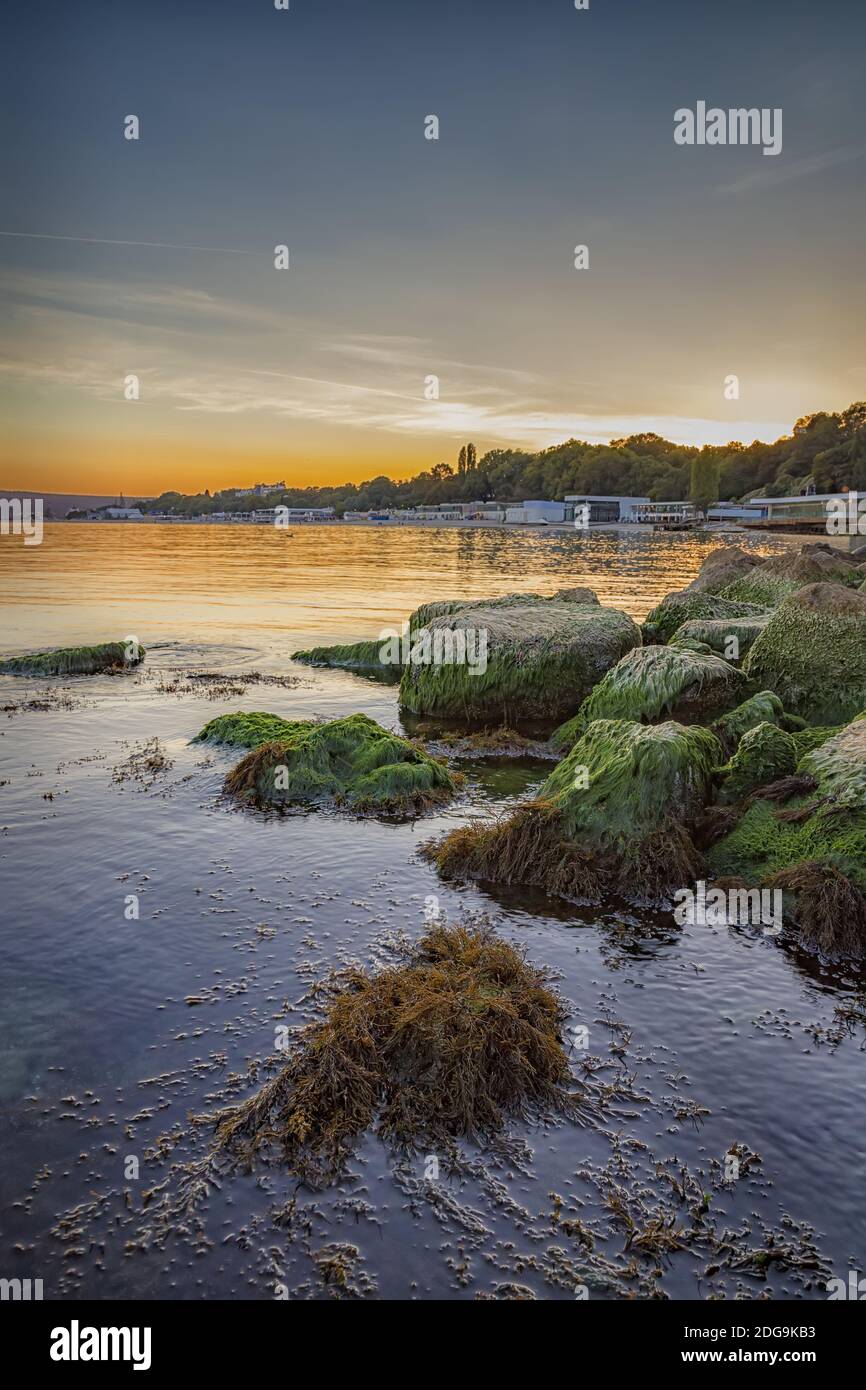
xmin=136 ymin=402 xmax=866 ymax=517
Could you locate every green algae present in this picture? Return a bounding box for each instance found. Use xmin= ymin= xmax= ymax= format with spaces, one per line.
xmin=711 ymin=691 xmax=804 ymax=756
xmin=0 ymin=640 xmax=145 ymax=676
xmin=214 ymin=711 xmax=457 ymax=818
xmin=642 ymin=591 xmax=768 ymax=645
xmin=425 ymin=719 xmax=720 ymax=906
xmin=398 ymin=600 xmax=641 ymax=728
xmin=667 ymin=637 xmax=717 ymax=656
xmin=195 ymin=710 xmax=308 ymax=748
xmin=742 ymin=583 xmax=866 ymax=724
xmin=708 ymin=715 xmax=866 ymax=954
xmin=549 ymin=645 xmax=745 ymax=751
xmin=671 ymin=615 xmax=769 ymax=660
xmin=717 ymin=722 xmax=797 ymax=802
xmin=790 ymin=725 xmax=844 ymax=761
xmin=292 ymin=590 xmax=599 ymax=684
xmin=291 ymin=638 xmax=401 ymax=682
xmin=720 ymin=547 xmax=861 ymax=607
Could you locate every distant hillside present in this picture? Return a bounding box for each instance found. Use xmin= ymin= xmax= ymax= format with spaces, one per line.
xmin=0 ymin=491 xmax=153 ymax=519
xmin=129 ymin=402 xmax=866 ymax=518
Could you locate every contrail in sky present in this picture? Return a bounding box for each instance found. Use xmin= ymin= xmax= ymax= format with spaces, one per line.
xmin=0 ymin=231 xmax=254 ymax=254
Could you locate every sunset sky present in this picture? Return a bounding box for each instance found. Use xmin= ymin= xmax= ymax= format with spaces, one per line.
xmin=1 ymin=0 xmax=864 ymax=496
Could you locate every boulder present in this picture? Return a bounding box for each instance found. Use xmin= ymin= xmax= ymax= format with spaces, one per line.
xmin=670 ymin=614 xmax=769 ymax=661
xmin=550 ymin=645 xmax=746 ymax=751
xmin=742 ymin=583 xmax=866 ymax=723
xmin=685 ymin=546 xmax=762 ymax=595
xmin=398 ymin=598 xmax=641 ymax=727
xmin=0 ymin=640 xmax=144 ymax=676
xmin=717 ymin=722 xmax=797 ymax=802
xmin=424 ymin=718 xmax=721 ymax=906
xmin=720 ymin=546 xmax=861 ymax=606
xmin=642 ymin=590 xmax=767 ymax=644
xmin=196 ymin=711 xmax=458 ymax=818
xmin=708 ymin=714 xmax=866 ymax=956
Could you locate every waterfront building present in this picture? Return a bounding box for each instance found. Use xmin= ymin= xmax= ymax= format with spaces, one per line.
xmin=565 ymin=495 xmax=650 ymax=523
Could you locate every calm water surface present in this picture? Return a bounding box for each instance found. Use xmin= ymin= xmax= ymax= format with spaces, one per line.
xmin=1 ymin=523 xmax=864 ymax=1301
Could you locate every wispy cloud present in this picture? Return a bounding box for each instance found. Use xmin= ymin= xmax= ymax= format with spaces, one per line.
xmin=0 ymin=231 xmax=254 ymax=255
xmin=0 ymin=268 xmax=790 ymax=449
xmin=719 ymin=144 xmax=865 ymax=194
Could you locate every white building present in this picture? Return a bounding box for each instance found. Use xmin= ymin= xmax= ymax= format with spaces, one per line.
xmin=565 ymin=495 xmax=650 ymax=524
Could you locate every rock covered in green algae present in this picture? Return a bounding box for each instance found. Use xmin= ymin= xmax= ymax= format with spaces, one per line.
xmin=641 ymin=590 xmax=768 ymax=645
xmin=291 ymin=588 xmax=600 ymax=683
xmin=398 ymin=598 xmax=641 ymax=727
xmin=708 ymin=713 xmax=866 ymax=955
xmin=290 ymin=638 xmax=401 ymax=682
xmin=543 ymin=719 xmax=721 ymax=843
xmin=549 ymin=645 xmax=746 ymax=752
xmin=425 ymin=718 xmax=720 ymax=906
xmin=719 ymin=545 xmax=861 ymax=607
xmin=684 ymin=546 xmax=763 ymax=595
xmin=670 ymin=614 xmax=769 ymax=660
xmin=195 ymin=711 xmax=309 ymax=747
xmin=198 ymin=711 xmax=458 ymax=818
xmin=667 ymin=637 xmax=717 ymax=656
xmin=717 ymin=722 xmax=797 ymax=802
xmin=790 ymin=724 xmax=844 ymax=760
xmin=0 ymin=640 xmax=145 ymax=676
xmin=742 ymin=582 xmax=866 ymax=724
xmin=711 ymin=690 xmax=804 ymax=755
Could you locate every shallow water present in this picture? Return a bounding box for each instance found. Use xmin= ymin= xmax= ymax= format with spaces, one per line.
xmin=1 ymin=522 xmax=864 ymax=1301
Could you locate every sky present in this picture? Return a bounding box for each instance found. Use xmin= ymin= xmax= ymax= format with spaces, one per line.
xmin=0 ymin=0 xmax=864 ymax=496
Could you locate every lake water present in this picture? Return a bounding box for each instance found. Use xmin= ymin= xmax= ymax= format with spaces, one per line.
xmin=1 ymin=521 xmax=864 ymax=1301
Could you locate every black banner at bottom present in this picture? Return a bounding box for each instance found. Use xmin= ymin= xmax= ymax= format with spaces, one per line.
xmin=4 ymin=1296 xmax=860 ymax=1375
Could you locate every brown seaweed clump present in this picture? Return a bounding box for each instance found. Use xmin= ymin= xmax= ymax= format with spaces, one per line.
xmin=764 ymin=862 xmax=866 ymax=957
xmin=208 ymin=924 xmax=587 ymax=1185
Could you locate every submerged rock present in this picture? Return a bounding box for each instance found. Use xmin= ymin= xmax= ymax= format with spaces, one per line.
xmin=424 ymin=718 xmax=720 ymax=906
xmin=708 ymin=713 xmax=866 ymax=956
xmin=197 ymin=711 xmax=458 ymax=818
xmin=742 ymin=583 xmax=866 ymax=723
xmin=398 ymin=598 xmax=641 ymax=728
xmin=291 ymin=638 xmax=401 ymax=683
xmin=642 ymin=590 xmax=767 ymax=645
xmin=208 ymin=923 xmax=583 ymax=1184
xmin=550 ymin=645 xmax=745 ymax=751
xmin=720 ymin=546 xmax=861 ymax=607
xmin=0 ymin=640 xmax=145 ymax=676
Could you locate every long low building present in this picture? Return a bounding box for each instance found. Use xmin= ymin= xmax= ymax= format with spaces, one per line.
xmin=565 ymin=495 xmax=650 ymax=523
xmin=737 ymin=494 xmax=850 ymax=529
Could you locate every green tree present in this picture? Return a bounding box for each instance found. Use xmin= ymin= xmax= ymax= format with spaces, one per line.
xmin=689 ymin=456 xmax=719 ymax=514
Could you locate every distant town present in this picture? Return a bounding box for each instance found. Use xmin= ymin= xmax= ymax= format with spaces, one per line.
xmin=62 ymin=485 xmax=853 ymax=536
xmin=23 ymin=401 xmax=866 ymax=538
